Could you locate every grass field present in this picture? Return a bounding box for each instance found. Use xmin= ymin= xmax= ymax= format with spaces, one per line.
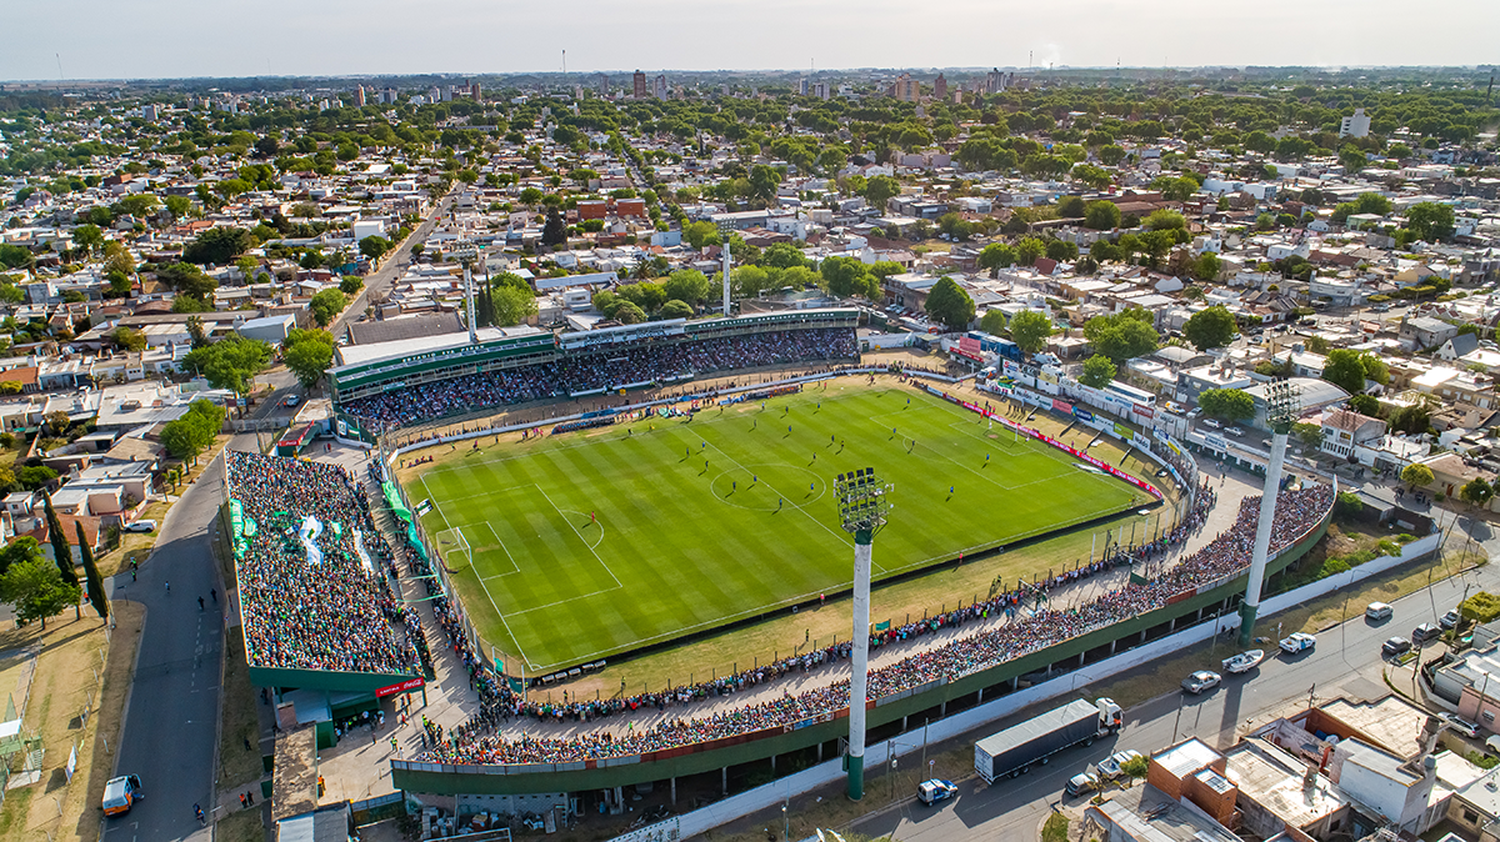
xmin=409 ymin=382 xmax=1153 ymax=672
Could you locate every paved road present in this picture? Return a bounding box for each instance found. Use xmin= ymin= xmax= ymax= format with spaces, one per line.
xmin=246 ymin=191 xmax=454 ymax=421
xmin=104 ymin=458 xmax=227 ymax=842
xmin=850 ymin=539 xmax=1495 ymax=842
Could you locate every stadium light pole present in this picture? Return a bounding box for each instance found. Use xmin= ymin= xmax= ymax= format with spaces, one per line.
xmin=835 ymin=467 xmax=892 ymax=801
xmin=451 ymin=239 xmax=480 ymax=345
xmin=1239 ymin=379 xmax=1299 ymax=647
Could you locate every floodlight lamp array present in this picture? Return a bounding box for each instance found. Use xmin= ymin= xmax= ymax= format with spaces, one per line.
xmin=835 ymin=467 xmax=890 ymax=534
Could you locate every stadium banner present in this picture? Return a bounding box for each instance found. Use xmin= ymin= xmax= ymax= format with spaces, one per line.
xmin=1113 ymin=422 xmax=1133 ymax=440
xmin=1072 ymin=407 xmax=1093 ymax=422
xmin=1133 ymin=403 xmax=1155 ymax=421
xmin=874 ymin=620 xmax=891 ymax=631
xmin=1051 ymin=398 xmax=1073 ymax=415
xmin=959 ymin=335 xmax=982 ymax=356
xmin=1132 ymin=432 xmax=1154 ymax=452
xmin=376 ymin=677 xmax=426 ymax=698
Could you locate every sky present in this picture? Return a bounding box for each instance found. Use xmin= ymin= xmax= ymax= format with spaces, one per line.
xmin=3 ymin=0 xmax=1498 ymax=82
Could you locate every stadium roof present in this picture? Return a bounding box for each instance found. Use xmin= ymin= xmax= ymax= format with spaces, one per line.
xmin=334 ymin=325 xmax=545 ymax=369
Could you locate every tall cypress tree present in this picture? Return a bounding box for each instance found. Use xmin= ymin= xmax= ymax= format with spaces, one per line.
xmin=42 ymin=491 xmax=80 ymax=619
xmin=77 ymin=520 xmax=108 ymax=621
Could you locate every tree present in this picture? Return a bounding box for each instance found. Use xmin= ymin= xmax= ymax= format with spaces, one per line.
xmin=1056 ymin=196 xmax=1086 ymax=218
xmin=662 ymin=269 xmax=711 ymax=307
xmin=1009 ymin=310 xmax=1055 ymax=355
xmin=1198 ymin=388 xmax=1255 ymax=421
xmin=1388 ymin=403 xmax=1431 ymax=435
xmin=1084 ymin=311 xmax=1159 ymax=363
xmin=156 ymin=262 xmax=218 ymax=300
xmin=659 ymin=299 xmax=695 ymax=319
xmin=762 ymin=242 xmax=809 ymax=269
xmin=1045 ymin=240 xmax=1079 ymax=262
xmin=1083 ymin=201 xmax=1122 ymax=231
xmin=359 ymin=235 xmax=392 ymax=261
xmin=42 ymin=491 xmax=79 ymax=597
xmin=1461 ymin=478 xmax=1495 ymax=509
xmin=1349 ymin=393 xmax=1380 ymax=417
xmin=820 ymin=256 xmax=880 ymax=300
xmin=0 ymin=536 xmax=43 ymax=578
xmin=613 ymin=301 xmax=646 ymax=324
xmin=17 ymin=465 xmax=58 ymax=490
xmin=182 ymin=226 xmax=253 ymax=265
xmin=977 ymin=243 xmax=1016 ymax=277
xmin=1400 ymin=463 xmax=1435 ymax=489
xmin=493 ymin=286 xmax=539 ymax=326
xmin=282 ymin=329 xmax=336 ymax=389
xmin=1322 ymin=348 xmax=1369 ymax=395
xmin=111 ymin=326 xmax=147 ymax=353
xmin=1145 ymin=209 xmax=1187 ymax=231
xmin=183 ymin=335 xmax=271 ymax=395
xmin=1079 ymin=354 xmax=1117 ymax=389
xmin=309 ymin=288 xmax=347 ymax=327
xmin=1191 ymin=252 xmax=1222 ymax=283
xmin=1405 ymin=202 xmax=1455 ymax=242
xmin=864 ymin=175 xmax=901 ymax=212
xmin=978 ymin=309 xmax=1008 ymax=336
xmin=682 ymin=221 xmax=722 ymax=250
xmin=1182 ymin=306 xmax=1237 ymax=351
xmin=924 ymin=276 xmax=975 ymax=331
xmin=542 ymin=208 xmax=567 ymax=247
xmin=159 ymin=399 xmax=226 ymax=465
xmin=1292 ymin=422 xmax=1325 ymax=449
xmin=0 ymin=552 xmax=81 ymax=630
xmin=1016 ymin=237 xmax=1046 ymax=266
xmin=77 ymin=521 xmax=107 ymax=620
xmin=73 ymin=223 xmax=104 ymax=255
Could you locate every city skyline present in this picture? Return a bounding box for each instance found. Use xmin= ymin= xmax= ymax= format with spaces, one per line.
xmin=3 ymin=0 xmax=1498 ymax=82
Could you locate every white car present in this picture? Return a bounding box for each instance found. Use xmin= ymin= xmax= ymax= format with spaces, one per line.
xmin=1182 ymin=670 xmax=1222 ymax=694
xmin=1096 ymin=749 xmax=1143 ymax=780
xmin=1279 ymin=632 xmax=1317 ymax=654
xmin=124 ymin=519 xmax=156 ymax=533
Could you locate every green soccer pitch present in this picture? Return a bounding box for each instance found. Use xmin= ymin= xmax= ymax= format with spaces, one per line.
xmin=408 ymin=383 xmax=1154 ymax=672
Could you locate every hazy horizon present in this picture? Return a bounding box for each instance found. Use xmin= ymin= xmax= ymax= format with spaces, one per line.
xmin=4 ymin=0 xmax=1498 ymax=83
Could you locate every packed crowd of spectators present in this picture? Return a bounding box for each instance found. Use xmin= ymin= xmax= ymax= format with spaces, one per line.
xmin=413 ymin=481 xmax=1332 ymax=765
xmin=342 ymin=328 xmax=858 ymax=429
xmin=228 ymin=451 xmax=421 ymax=676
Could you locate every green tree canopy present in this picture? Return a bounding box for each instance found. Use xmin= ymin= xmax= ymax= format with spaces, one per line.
xmin=1405 ymin=202 xmax=1455 ymax=242
xmin=184 ymin=335 xmax=271 ymax=394
xmin=493 ymin=286 xmax=539 ymax=326
xmin=182 ymin=226 xmax=254 ymax=265
xmin=864 ymin=175 xmax=901 ymax=211
xmin=662 ymin=269 xmax=712 ymax=307
xmin=977 ymin=243 xmax=1016 ymax=276
xmin=820 ymin=256 xmax=880 ymax=300
xmin=282 ymin=328 xmax=336 ymax=389
xmin=1182 ymin=306 xmax=1237 ymax=351
xmin=1084 ymin=201 xmax=1122 ymax=231
xmin=682 ymin=220 xmax=722 ymax=250
xmin=924 ymin=276 xmax=975 ymax=331
xmin=160 ymin=399 xmax=226 ymax=465
xmin=1198 ymin=388 xmax=1255 ymax=421
xmin=309 ymin=288 xmax=348 ymax=327
xmin=1083 ymin=310 xmax=1159 ymax=363
xmin=0 ymin=551 xmax=81 ymax=630
xmin=1400 ymin=463 xmax=1434 ymax=489
xmin=1079 ymin=354 xmax=1117 ymax=389
xmin=1008 ymin=310 xmax=1055 ymax=355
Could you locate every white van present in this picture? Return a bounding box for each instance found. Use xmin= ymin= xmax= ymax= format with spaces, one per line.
xmin=1366 ymin=602 xmax=1393 ymax=622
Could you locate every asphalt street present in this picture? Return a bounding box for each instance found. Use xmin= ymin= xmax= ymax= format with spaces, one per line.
xmin=103 ymin=456 xmax=226 ymax=842
xmin=850 ymin=543 xmax=1496 ymax=842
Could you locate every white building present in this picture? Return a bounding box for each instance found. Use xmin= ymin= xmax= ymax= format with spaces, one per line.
xmin=1341 ymin=108 xmax=1372 ymax=139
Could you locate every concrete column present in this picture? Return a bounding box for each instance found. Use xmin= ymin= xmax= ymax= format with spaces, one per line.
xmin=1110 ymin=639 xmax=1118 ymax=655
xmin=771 ymin=754 xmax=776 ymax=773
xmin=1240 ymin=430 xmax=1288 ymax=646
xmin=670 ymin=777 xmax=676 ymax=805
xmin=940 ymin=700 xmax=947 ymax=717
xmin=977 ymin=687 xmax=984 ymax=704
xmin=902 ymin=715 xmax=908 ymax=731
xmin=848 ymin=531 xmax=873 ymax=801
xmin=722 ymin=767 xmax=728 ymax=796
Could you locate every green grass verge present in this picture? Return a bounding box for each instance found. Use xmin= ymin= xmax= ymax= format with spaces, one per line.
xmin=410 ymin=384 xmax=1152 ymax=671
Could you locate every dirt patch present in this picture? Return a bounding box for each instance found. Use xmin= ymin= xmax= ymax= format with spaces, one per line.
xmin=218 ymin=625 xmax=263 ymax=789
xmin=0 ymin=599 xmax=144 ymax=842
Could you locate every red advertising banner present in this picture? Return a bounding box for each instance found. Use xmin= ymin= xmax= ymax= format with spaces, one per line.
xmin=1051 ymin=398 xmax=1073 ymax=415
xmin=376 ymin=677 xmax=426 ymax=698
xmin=959 ymin=336 xmax=982 ymax=356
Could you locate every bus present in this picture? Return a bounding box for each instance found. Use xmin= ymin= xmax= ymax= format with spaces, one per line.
xmin=1104 ymin=380 xmax=1157 ymax=407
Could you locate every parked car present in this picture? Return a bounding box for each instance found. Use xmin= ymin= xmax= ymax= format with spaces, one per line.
xmin=1182 ymin=670 xmax=1222 ymax=694
xmin=1279 ymin=632 xmax=1317 ymax=654
xmin=917 ymin=779 xmax=958 ymax=805
xmin=1440 ymin=609 xmax=1462 ymax=630
xmin=1096 ymin=749 xmax=1144 ymax=781
xmin=1065 ymin=772 xmax=1101 ymax=797
xmin=1382 ymin=637 xmax=1412 ymax=657
xmin=102 ymin=774 xmax=144 ymax=817
xmin=1442 ymin=714 xmax=1482 ymax=739
xmin=1226 ymin=426 xmax=1246 ymax=437
xmin=1203 ymin=419 xmax=1222 ymax=430
xmin=1412 ymin=623 xmax=1442 ymax=644
xmin=283 ymin=394 xmax=301 ymax=407
xmin=1366 ymin=602 xmax=1393 ymax=622
xmin=124 ymin=519 xmax=156 ymax=533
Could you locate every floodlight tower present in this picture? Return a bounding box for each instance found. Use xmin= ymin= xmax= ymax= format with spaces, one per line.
xmin=834 ymin=467 xmax=892 ymax=801
xmin=1239 ymin=378 xmax=1300 ymax=646
xmin=450 ymin=239 xmax=480 ymax=344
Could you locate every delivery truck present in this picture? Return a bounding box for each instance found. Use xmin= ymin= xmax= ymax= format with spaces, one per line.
xmin=974 ymin=697 xmax=1122 ymax=783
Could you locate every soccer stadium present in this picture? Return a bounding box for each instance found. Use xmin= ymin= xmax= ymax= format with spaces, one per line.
xmin=226 ymin=307 xmax=1334 ymax=816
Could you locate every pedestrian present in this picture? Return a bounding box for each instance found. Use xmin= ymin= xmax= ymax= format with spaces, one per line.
xmin=247 ymin=791 xmax=254 ymax=806
xmin=164 ymin=580 xmax=170 ymax=594
xmin=131 ymin=569 xmax=137 ymax=582
xmin=198 ymin=596 xmax=205 ymax=611
xmin=211 ymin=588 xmax=218 ymax=603
xmin=195 ymin=804 xmax=205 ymax=825
xmin=390 ymin=736 xmax=399 ymax=752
